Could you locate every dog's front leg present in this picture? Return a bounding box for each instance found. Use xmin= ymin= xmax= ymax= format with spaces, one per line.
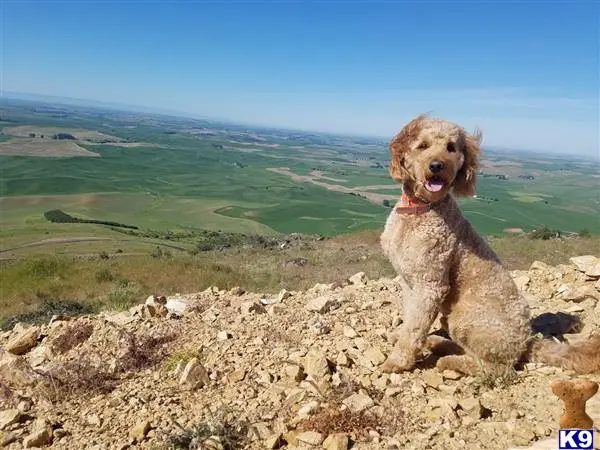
xmin=382 ymin=283 xmax=443 ymax=373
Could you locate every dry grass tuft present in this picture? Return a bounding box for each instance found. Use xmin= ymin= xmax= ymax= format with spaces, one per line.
xmin=36 ymin=328 xmax=176 ymax=401
xmin=297 ymin=407 xmax=379 ymax=439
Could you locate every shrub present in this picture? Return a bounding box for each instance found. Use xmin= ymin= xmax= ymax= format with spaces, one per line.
xmin=529 ymin=226 xmax=562 ymax=240
xmin=95 ymin=269 xmax=115 ymax=283
xmin=106 ymin=281 xmax=142 ymax=310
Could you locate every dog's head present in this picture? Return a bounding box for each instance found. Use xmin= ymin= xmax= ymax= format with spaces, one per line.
xmin=389 ymin=114 xmax=482 ymax=201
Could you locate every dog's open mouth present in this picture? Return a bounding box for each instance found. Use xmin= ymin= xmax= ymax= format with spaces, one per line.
xmin=425 ymin=176 xmax=445 ymax=193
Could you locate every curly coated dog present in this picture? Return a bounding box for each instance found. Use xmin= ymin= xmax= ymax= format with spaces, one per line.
xmin=379 ymin=114 xmax=600 ymax=375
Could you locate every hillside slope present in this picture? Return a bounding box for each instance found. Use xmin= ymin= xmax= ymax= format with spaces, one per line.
xmin=1 ymin=255 xmax=599 ymax=449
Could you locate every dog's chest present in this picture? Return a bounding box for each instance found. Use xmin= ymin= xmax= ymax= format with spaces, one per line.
xmin=381 ymin=210 xmax=452 ymax=275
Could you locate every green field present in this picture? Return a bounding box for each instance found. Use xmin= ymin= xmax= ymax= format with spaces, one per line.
xmin=1 ymin=97 xmax=599 ymax=258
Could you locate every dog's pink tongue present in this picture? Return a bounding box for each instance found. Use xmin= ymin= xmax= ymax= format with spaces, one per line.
xmin=425 ymin=179 xmax=444 ymax=192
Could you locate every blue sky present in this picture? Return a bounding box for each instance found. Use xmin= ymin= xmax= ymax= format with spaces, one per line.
xmin=2 ymin=0 xmax=599 ymax=156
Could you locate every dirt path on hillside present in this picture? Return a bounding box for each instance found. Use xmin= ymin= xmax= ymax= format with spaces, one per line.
xmin=267 ymin=167 xmax=398 ymax=206
xmin=0 ymin=236 xmax=188 ymax=254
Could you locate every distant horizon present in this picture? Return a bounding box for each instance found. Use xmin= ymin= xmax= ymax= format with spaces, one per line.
xmin=2 ymin=90 xmax=598 ymax=161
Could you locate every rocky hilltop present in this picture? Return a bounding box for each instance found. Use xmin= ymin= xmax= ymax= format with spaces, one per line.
xmin=1 ymin=256 xmax=599 ymax=450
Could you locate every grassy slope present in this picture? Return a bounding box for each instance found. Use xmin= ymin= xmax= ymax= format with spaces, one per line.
xmin=2 ymin=232 xmax=599 ymax=327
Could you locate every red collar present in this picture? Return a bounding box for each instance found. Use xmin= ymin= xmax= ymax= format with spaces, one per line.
xmin=395 ymin=192 xmax=433 ymax=215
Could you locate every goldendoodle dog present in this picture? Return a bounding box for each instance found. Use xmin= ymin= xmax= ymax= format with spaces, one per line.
xmin=379 ymin=114 xmax=600 ymax=375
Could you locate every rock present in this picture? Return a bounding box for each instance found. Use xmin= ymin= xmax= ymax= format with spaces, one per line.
xmin=530 ymin=261 xmax=551 ymax=271
xmin=304 ymin=348 xmax=330 ymax=379
xmin=442 ymin=370 xmax=463 ymax=380
xmin=561 ymin=285 xmax=599 ymax=303
xmin=0 ymin=431 xmax=18 ymax=447
xmin=178 ymin=358 xmax=209 ymax=389
xmin=586 ymin=263 xmax=600 ymax=278
xmin=298 ymin=400 xmax=320 ymax=418
xmin=217 ymin=331 xmax=232 ymax=341
xmin=0 ymin=409 xmax=22 ymax=431
xmin=363 ymin=347 xmax=386 ymax=366
xmin=5 ymin=327 xmax=40 ymax=355
xmin=228 ymin=369 xmax=247 ymax=382
xmin=269 ymin=304 xmax=287 ymax=315
xmin=323 ymin=433 xmax=349 ymax=450
xmin=565 ymin=305 xmax=585 ymax=313
xmin=285 ymin=364 xmax=305 ymax=382
xmin=305 ymin=296 xmax=338 ymax=313
xmin=569 ymin=255 xmax=599 ymax=273
xmin=104 ymin=311 xmax=137 ymax=326
xmin=265 ymin=433 xmax=283 ymax=449
xmin=506 ymin=421 xmax=536 ymax=446
xmin=278 ymin=289 xmax=292 ymax=301
xmin=309 ymin=318 xmax=331 ymax=335
xmin=348 ymin=272 xmax=368 ymax=285
xmin=23 ymin=419 xmax=53 ymax=448
xmin=343 ymin=326 xmax=358 ymax=338
xmin=343 ymin=392 xmax=374 ymax=412
xmin=336 ymin=352 xmax=349 ymax=367
xmin=165 ymin=298 xmax=188 ymax=316
xmin=229 ymin=286 xmax=245 ymax=296
xmin=513 ymin=275 xmax=530 ymax=291
xmin=423 ymin=371 xmax=444 ymax=389
xmin=27 ymin=344 xmax=52 ymax=367
xmin=297 ymin=430 xmax=324 ymax=446
xmin=129 ymin=420 xmax=151 ymax=443
xmin=240 ymin=302 xmax=266 ymax=315
xmin=0 ymin=351 xmax=39 ymax=390
xmin=458 ymin=397 xmax=484 ymax=419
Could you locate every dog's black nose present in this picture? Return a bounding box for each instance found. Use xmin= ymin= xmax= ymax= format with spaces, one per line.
xmin=429 ymin=160 xmax=445 ymax=173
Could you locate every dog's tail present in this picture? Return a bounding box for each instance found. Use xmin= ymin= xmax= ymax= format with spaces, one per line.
xmin=526 ymin=332 xmax=600 ymax=374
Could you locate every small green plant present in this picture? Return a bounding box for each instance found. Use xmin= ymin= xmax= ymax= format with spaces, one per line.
xmin=99 ymin=251 xmax=109 ymax=260
xmin=163 ymin=346 xmax=204 ymax=372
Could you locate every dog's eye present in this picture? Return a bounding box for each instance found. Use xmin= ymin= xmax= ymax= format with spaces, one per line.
xmin=446 ymin=142 xmax=456 ymax=153
xmin=417 ymin=142 xmax=429 ymax=150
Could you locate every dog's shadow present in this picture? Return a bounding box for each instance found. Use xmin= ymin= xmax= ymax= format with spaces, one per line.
xmin=416 ymin=312 xmax=584 ymax=370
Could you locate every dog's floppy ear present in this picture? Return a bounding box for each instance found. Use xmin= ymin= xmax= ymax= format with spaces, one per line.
xmin=453 ymin=128 xmax=482 ymax=197
xmin=389 ymin=115 xmax=426 ymax=183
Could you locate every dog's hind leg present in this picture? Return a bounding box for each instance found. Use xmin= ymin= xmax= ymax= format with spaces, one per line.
xmin=425 ymin=335 xmax=465 ymax=357
xmin=435 ymin=354 xmax=480 ymax=374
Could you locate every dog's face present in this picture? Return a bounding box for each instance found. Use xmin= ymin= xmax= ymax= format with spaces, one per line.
xmin=389 ymin=114 xmax=482 ymax=201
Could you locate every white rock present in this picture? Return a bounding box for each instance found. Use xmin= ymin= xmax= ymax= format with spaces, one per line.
xmin=297 ymin=431 xmax=324 ymax=446
xmin=349 ymin=272 xmax=368 ymax=285
xmin=165 ymin=299 xmax=188 ymax=316
xmin=343 ymin=326 xmax=358 ymax=338
xmin=570 ymin=255 xmax=599 ymax=273
xmin=343 ymin=392 xmax=374 ymax=412
xmin=278 ymin=289 xmax=292 ymax=301
xmin=305 ymin=295 xmax=338 ymax=313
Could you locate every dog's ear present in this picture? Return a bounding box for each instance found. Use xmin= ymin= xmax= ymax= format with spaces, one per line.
xmin=389 ymin=115 xmax=426 ymax=183
xmin=453 ymin=128 xmax=482 ymax=197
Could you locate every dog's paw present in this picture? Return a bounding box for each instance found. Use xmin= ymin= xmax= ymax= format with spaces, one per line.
xmin=381 ymin=348 xmax=416 ymax=373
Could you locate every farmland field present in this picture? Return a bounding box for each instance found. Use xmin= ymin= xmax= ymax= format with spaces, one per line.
xmin=1 ymin=97 xmax=599 ymax=258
